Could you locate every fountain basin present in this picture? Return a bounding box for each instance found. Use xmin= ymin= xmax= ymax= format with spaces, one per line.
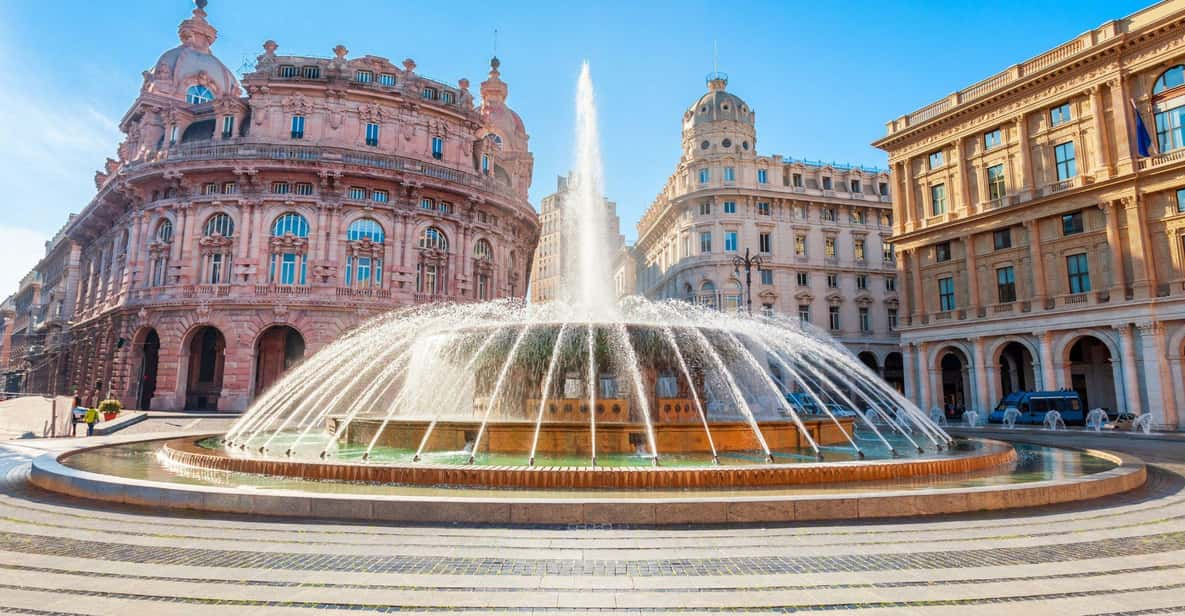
xmin=160 ymin=430 xmax=1014 ymax=490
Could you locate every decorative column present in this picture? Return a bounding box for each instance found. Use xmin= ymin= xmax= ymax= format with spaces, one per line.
xmin=1122 ymin=195 xmax=1156 ymax=299
xmin=1036 ymin=330 xmax=1057 ymax=390
xmin=909 ymin=249 xmax=925 ymax=323
xmin=971 ymin=336 xmax=989 ymax=413
xmin=1102 ymin=199 xmax=1127 ymax=299
xmin=900 ymin=160 xmax=916 ymax=232
xmin=1025 ymin=219 xmax=1048 ymax=309
xmin=1116 ymin=324 xmax=1143 ymax=416
xmin=1137 ymin=322 xmax=1175 ymax=427
xmin=1087 ymin=86 xmax=1110 ymax=178
xmin=963 ymin=234 xmax=980 ymax=317
xmin=1015 ymin=113 xmax=1033 ymax=200
xmin=956 ymin=138 xmax=973 ymax=215
xmin=902 ymin=343 xmax=917 ymax=405
xmin=916 ymin=342 xmax=932 ymax=412
xmin=1108 ymin=77 xmax=1134 ymax=173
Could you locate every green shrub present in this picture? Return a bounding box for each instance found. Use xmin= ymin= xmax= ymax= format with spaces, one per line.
xmin=97 ymin=399 xmax=122 ymax=416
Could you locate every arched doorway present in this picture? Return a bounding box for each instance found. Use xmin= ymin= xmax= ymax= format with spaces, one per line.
xmin=1068 ymin=336 xmax=1118 ymax=411
xmin=937 ymin=348 xmax=970 ymax=417
xmin=883 ymin=352 xmax=904 ymax=393
xmin=136 ymin=329 xmax=160 ymax=410
xmin=857 ymin=352 xmax=879 ymax=375
xmin=185 ymin=326 xmax=225 ymax=410
xmin=998 ymin=341 xmax=1035 ymax=397
xmin=254 ymin=326 xmax=306 ymax=396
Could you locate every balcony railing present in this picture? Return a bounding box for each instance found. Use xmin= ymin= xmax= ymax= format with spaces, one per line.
xmin=336 ymin=287 xmax=392 ymax=299
xmin=1043 ymin=177 xmax=1080 ymax=195
xmin=182 ymin=284 xmax=231 ymax=298
xmin=1137 ymin=148 xmax=1185 ymax=171
xmin=1063 ymin=293 xmax=1089 ymax=305
xmin=254 ymin=285 xmax=311 ymax=297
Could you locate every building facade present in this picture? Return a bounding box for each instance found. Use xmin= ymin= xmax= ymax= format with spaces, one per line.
xmin=529 ymin=174 xmax=625 ymax=303
xmin=635 ymin=74 xmax=902 ymax=387
xmin=873 ymin=1 xmax=1185 ymax=428
xmin=8 ymin=4 xmax=538 ymax=410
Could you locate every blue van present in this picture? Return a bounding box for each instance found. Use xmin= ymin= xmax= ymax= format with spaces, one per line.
xmin=989 ymin=390 xmax=1084 ymax=425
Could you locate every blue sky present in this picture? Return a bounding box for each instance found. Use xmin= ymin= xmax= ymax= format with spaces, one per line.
xmin=0 ymin=0 xmax=1150 ymax=293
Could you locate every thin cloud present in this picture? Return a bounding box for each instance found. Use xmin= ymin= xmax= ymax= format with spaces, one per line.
xmin=0 ymin=226 xmax=48 ymax=299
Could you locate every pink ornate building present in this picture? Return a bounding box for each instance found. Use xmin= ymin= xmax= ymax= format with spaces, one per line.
xmin=33 ymin=3 xmax=537 ymax=410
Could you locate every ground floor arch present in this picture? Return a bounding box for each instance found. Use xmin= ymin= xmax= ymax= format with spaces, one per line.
xmin=857 ymin=352 xmax=879 ymax=374
xmin=936 ymin=347 xmax=970 ymax=417
xmin=1066 ymin=335 xmax=1118 ymax=412
xmin=136 ymin=328 xmax=160 ymax=410
xmin=883 ymin=352 xmax=904 ymax=393
xmin=997 ymin=341 xmax=1035 ymax=398
xmin=185 ymin=326 xmax=226 ymax=410
xmin=254 ymin=325 xmax=306 ymax=396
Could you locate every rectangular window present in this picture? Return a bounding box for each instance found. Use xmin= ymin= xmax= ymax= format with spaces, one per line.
xmin=421 ymin=87 xmax=437 ymax=100
xmin=421 ymin=198 xmax=436 ymax=210
xmin=441 ymin=91 xmax=455 ymax=104
xmin=850 ymin=209 xmax=866 ymax=224
xmin=221 ymin=181 xmax=237 ymax=194
xmin=348 ymin=186 xmax=367 ymax=200
xmin=792 ymin=173 xmax=803 ymax=187
xmin=1067 ymin=254 xmax=1091 ymax=293
xmin=935 ymin=241 xmax=951 ymax=262
xmin=290 ymin=115 xmax=305 ymax=139
xmin=822 ymin=176 xmax=833 ymax=190
xmin=278 ymin=65 xmax=297 ymax=78
xmin=208 ymin=253 xmax=224 ymax=284
xmin=930 ymin=183 xmax=947 ymax=216
xmin=825 ymin=237 xmax=836 ymax=257
xmin=1178 ymin=188 xmax=1185 ymax=213
xmin=300 ymin=65 xmax=320 ymax=79
xmin=856 ymin=274 xmax=867 ymax=290
xmin=365 ymin=123 xmax=380 ymax=146
xmin=885 ymin=276 xmax=896 ymax=292
xmin=438 ymin=201 xmax=452 ymax=214
xmin=850 ymin=179 xmax=861 ymax=193
xmin=221 ymin=115 xmax=234 ymax=139
xmin=1062 ymin=211 xmax=1084 ymax=235
xmin=888 ymin=309 xmax=898 ymax=330
xmin=431 ymin=136 xmax=444 ymax=160
xmin=829 ymin=305 xmax=841 ymax=330
xmin=854 ymin=239 xmax=866 ymax=261
xmin=827 ymin=273 xmax=838 ymax=288
xmin=929 ymin=150 xmax=945 ymax=169
xmin=202 ymin=183 xmax=218 ymax=195
xmin=757 ymin=169 xmax=768 ymax=184
xmin=796 ymin=272 xmax=809 ymax=286
xmin=724 ymin=231 xmax=738 ymax=252
xmin=822 ymin=207 xmax=836 ymax=222
xmin=996 ymin=266 xmax=1016 ymax=303
xmin=294 ymin=182 xmax=313 ymax=196
xmin=355 ymin=70 xmax=373 ymax=83
xmin=799 ymin=304 xmax=811 ymax=323
xmin=757 ymin=202 xmax=770 ymax=216
xmin=993 ymin=228 xmax=1012 ymax=250
xmin=372 ymin=189 xmax=389 ymax=203
xmin=724 ymin=167 xmax=736 ymax=182
xmin=271 ymin=181 xmax=289 ymax=194
xmin=760 ymin=269 xmax=773 ymax=285
xmin=378 ymin=73 xmax=396 ymax=86
xmin=882 ymin=242 xmax=895 ymax=262
xmin=795 ymin=235 xmax=807 ymax=256
xmin=938 ymin=277 xmax=955 ymax=311
xmin=700 ymin=231 xmax=712 ymax=253
xmin=1156 ymin=106 xmax=1185 ymax=152
xmin=723 ymin=201 xmax=736 ymax=214
xmin=1050 ymin=102 xmax=1072 ymax=126
xmin=699 ymin=202 xmax=712 ymax=216
xmin=859 ymin=307 xmax=870 ymax=332
xmin=879 ymin=182 xmax=889 ymax=196
xmin=987 ymin=164 xmax=1006 ymax=201
xmin=984 ymin=128 xmax=1002 ymax=149
xmin=698 ymin=168 xmax=709 ymax=184
xmin=1055 ymin=141 xmax=1077 ymax=180
xmin=759 ymin=232 xmax=771 ymax=254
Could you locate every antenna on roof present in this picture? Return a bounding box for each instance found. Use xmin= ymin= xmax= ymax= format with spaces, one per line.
xmin=713 ymin=39 xmax=718 ymax=74
xmin=493 ymin=28 xmax=499 ymax=57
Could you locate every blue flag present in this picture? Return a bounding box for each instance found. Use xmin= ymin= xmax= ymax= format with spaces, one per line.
xmin=1132 ymin=99 xmax=1155 ymax=157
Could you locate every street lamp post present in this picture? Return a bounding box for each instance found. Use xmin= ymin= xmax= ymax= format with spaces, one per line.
xmin=732 ymin=248 xmax=764 ymax=315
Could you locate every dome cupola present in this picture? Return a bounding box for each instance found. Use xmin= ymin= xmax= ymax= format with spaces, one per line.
xmin=681 ymin=72 xmax=757 ymax=161
xmin=140 ymin=0 xmax=240 ymax=104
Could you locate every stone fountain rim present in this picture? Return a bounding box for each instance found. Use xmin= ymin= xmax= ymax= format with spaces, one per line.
xmin=27 ymin=431 xmax=1146 ymax=524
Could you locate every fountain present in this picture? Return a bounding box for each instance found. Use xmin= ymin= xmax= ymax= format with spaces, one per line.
xmin=24 ymin=63 xmax=1149 ymax=522
xmin=1003 ymin=408 xmax=1022 ymax=429
xmin=962 ymin=410 xmax=980 ymax=428
xmin=1086 ymin=408 xmax=1109 ymax=432
xmin=1044 ymin=410 xmax=1066 ymax=431
xmin=1133 ymin=413 xmax=1154 ymax=434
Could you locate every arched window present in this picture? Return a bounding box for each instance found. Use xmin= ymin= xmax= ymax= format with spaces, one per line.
xmin=419 ymin=227 xmax=448 ymax=251
xmin=345 ymin=218 xmax=384 ymax=289
xmin=724 ymin=280 xmax=743 ymax=313
xmin=203 ymin=213 xmax=234 ymax=237
xmin=156 ymin=220 xmax=174 ymax=243
xmin=186 ymin=84 xmax=214 ymax=104
xmin=346 ymin=218 xmax=384 ymax=242
xmin=474 ymin=239 xmax=493 ymax=261
xmin=149 ymin=220 xmax=174 ymax=287
xmin=698 ymin=281 xmax=718 ymax=310
xmin=272 ymin=212 xmax=310 ymax=237
xmin=485 ymin=132 xmax=503 ymax=150
xmin=1154 ymin=65 xmax=1185 ymax=153
xmin=269 ymin=213 xmax=309 ymax=285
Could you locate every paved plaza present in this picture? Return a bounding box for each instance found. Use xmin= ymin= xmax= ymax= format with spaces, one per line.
xmin=0 ymin=424 xmax=1178 ymax=613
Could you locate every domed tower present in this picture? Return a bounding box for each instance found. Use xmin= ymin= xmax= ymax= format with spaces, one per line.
xmin=477 ymin=57 xmax=534 ymax=199
xmin=680 ymin=72 xmax=757 ymax=164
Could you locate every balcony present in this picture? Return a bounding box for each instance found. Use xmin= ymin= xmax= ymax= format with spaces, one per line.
xmin=1137 ymin=148 xmax=1185 ymax=171
xmin=336 ymin=287 xmax=392 ymax=299
xmin=1062 ymin=293 xmax=1089 ymax=306
xmin=1043 ymin=177 xmax=1080 ymax=196
xmin=991 ymin=302 xmax=1015 ymax=314
xmin=182 ymin=284 xmax=231 ymax=298
xmin=254 ymin=285 xmax=311 ymax=297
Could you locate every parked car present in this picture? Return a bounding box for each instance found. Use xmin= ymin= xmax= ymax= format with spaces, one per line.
xmin=784 ymin=393 xmax=858 ymax=417
xmin=989 ymin=390 xmax=1084 ymax=425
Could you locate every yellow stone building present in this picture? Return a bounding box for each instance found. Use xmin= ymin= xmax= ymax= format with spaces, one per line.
xmin=874 ymin=1 xmax=1185 ymax=428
